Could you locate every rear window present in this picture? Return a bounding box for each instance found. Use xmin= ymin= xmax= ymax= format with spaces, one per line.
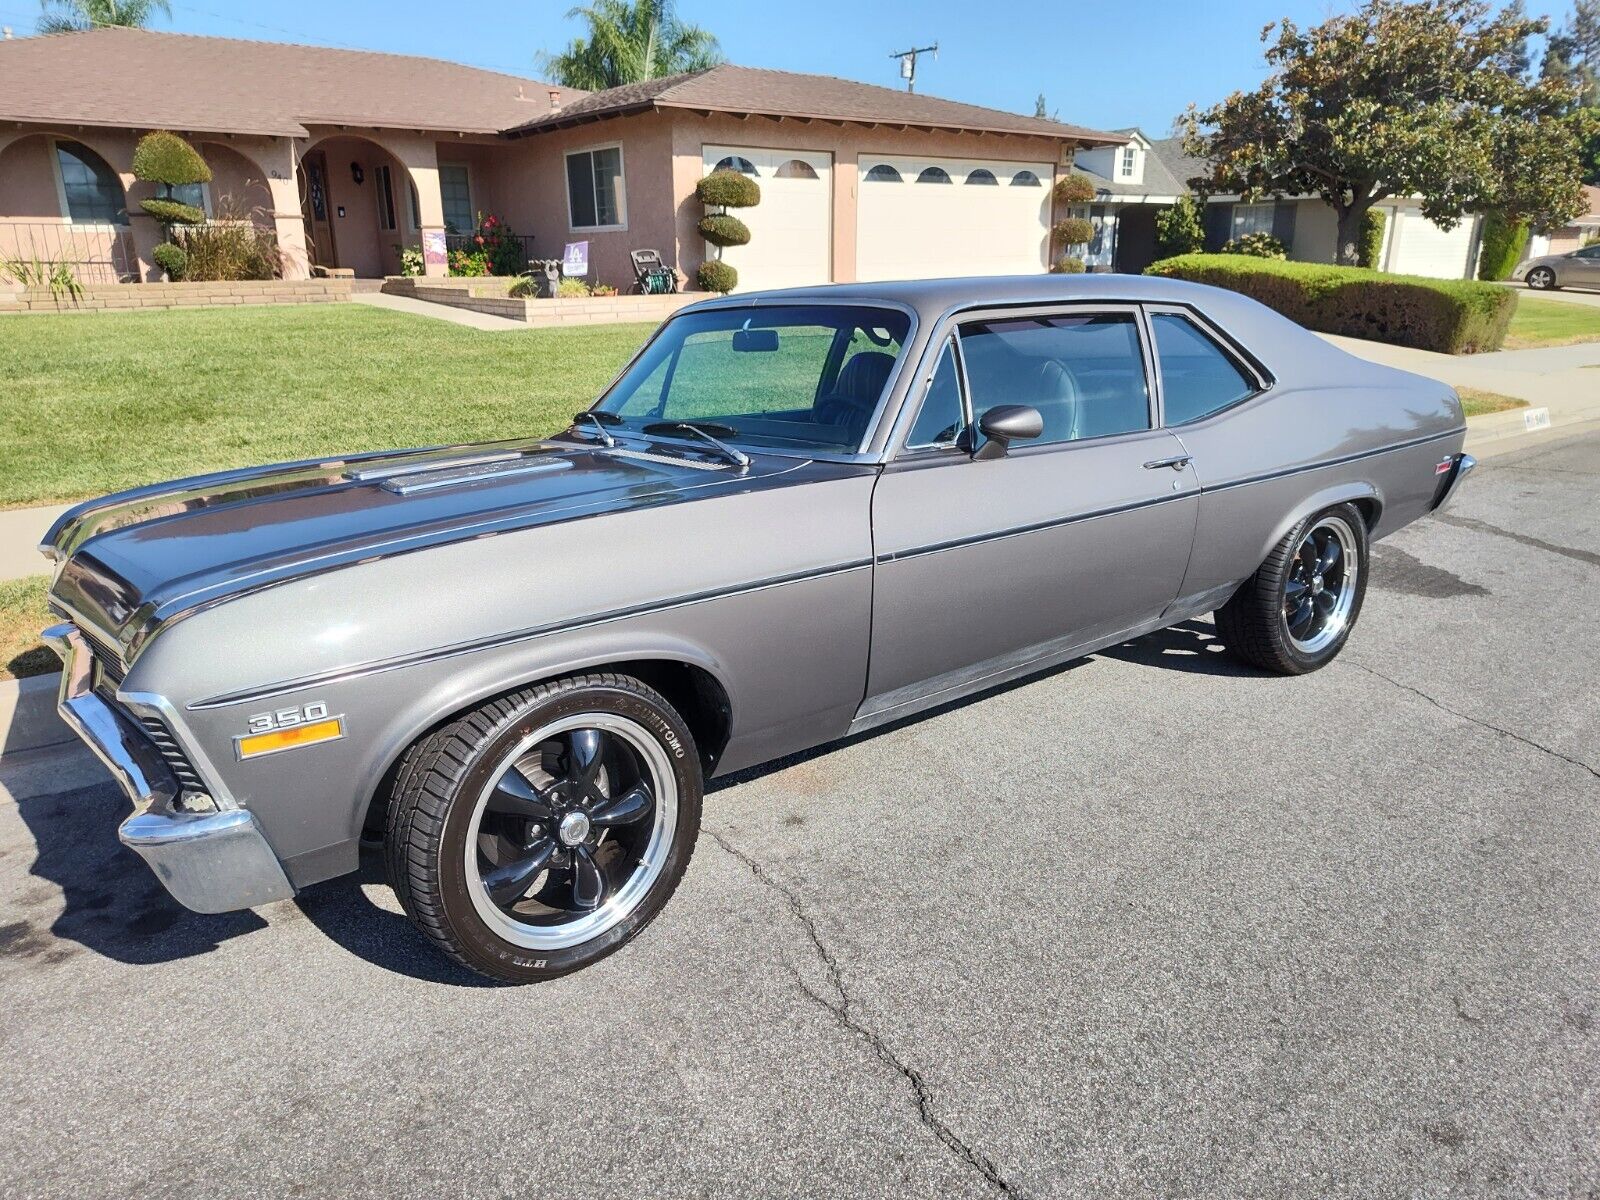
xmin=1150 ymin=312 xmax=1255 ymax=424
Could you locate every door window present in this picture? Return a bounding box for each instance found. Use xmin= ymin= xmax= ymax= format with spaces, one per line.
xmin=957 ymin=312 xmax=1150 ymax=444
xmin=1149 ymin=312 xmax=1256 ymax=424
xmin=904 ymin=340 xmax=966 ymax=448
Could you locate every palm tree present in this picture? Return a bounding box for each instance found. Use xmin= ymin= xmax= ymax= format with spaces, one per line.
xmin=37 ymin=0 xmax=171 ymax=34
xmin=540 ymin=0 xmax=723 ymax=91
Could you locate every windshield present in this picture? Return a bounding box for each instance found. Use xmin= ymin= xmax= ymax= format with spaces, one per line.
xmin=593 ymin=304 xmax=912 ymax=452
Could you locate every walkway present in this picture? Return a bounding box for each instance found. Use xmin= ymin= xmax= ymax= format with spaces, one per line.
xmin=349 ymin=291 xmax=530 ymax=332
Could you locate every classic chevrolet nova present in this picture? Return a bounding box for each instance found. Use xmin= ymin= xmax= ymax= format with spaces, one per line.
xmin=40 ymin=274 xmax=1474 ymax=982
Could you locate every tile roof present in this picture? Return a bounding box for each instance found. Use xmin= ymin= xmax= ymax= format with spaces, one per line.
xmin=0 ymin=26 xmax=582 ymax=137
xmin=506 ymin=63 xmax=1123 ymax=145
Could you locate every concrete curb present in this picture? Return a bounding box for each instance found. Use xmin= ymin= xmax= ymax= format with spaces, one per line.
xmin=0 ymin=673 xmax=70 ymax=758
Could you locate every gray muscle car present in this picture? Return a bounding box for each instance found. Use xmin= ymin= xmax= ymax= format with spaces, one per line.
xmin=39 ymin=274 xmax=1475 ymax=983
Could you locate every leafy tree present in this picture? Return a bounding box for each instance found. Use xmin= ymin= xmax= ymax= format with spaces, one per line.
xmin=1154 ymin=195 xmax=1205 ymax=257
xmin=1180 ymin=0 xmax=1590 ymax=265
xmin=1544 ymin=0 xmax=1599 ymax=108
xmin=36 ymin=0 xmax=169 ymax=34
xmin=540 ymin=0 xmax=722 ymax=90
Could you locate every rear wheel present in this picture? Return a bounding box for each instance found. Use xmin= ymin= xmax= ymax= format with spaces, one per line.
xmin=1526 ymin=266 xmax=1557 ymax=290
xmin=1214 ymin=504 xmax=1369 ymax=675
xmin=385 ymin=673 xmax=701 ymax=983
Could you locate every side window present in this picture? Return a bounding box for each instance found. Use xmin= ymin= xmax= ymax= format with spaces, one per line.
xmin=904 ymin=341 xmax=965 ymax=448
xmin=1150 ymin=312 xmax=1255 ymax=424
xmin=958 ymin=312 xmax=1150 ymax=444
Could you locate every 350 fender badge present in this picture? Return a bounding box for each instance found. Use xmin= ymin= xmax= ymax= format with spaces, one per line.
xmin=235 ymin=701 xmax=346 ymax=760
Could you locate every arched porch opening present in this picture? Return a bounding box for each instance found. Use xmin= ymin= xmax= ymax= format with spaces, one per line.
xmin=0 ymin=131 xmax=137 ymax=282
xmin=297 ymin=134 xmax=420 ymax=278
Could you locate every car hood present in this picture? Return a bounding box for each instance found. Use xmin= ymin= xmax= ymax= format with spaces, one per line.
xmin=43 ymin=436 xmax=806 ymax=661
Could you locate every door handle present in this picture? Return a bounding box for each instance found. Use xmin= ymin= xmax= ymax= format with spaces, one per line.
xmin=1143 ymin=455 xmax=1192 ymax=471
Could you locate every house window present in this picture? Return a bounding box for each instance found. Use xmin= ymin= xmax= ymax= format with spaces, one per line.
xmin=774 ymin=159 xmax=818 ymax=180
xmin=408 ymin=180 xmax=421 ymax=230
xmin=916 ymin=166 xmax=953 ymax=184
xmin=374 ymin=163 xmax=398 ymax=232
xmin=566 ymin=145 xmax=625 ymax=229
xmin=1119 ymin=147 xmax=1136 ymax=178
xmin=1231 ymin=202 xmax=1276 ymax=238
xmin=54 ymin=140 xmax=126 ymax=225
xmin=712 ymin=155 xmax=758 ymax=177
xmin=865 ymin=164 xmax=903 ymax=182
xmin=965 ymin=169 xmax=998 ymax=185
xmin=439 ymin=163 xmax=472 ymax=234
xmin=1010 ymin=170 xmax=1041 ymax=187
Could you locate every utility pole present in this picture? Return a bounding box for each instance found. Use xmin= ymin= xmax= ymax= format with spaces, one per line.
xmin=890 ymin=42 xmax=938 ymax=93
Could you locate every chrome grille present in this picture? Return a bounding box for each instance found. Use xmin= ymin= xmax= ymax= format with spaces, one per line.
xmin=137 ymin=716 xmax=207 ymax=794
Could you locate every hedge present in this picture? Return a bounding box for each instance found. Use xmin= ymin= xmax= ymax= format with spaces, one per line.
xmin=132 ymin=131 xmax=211 ymax=186
xmin=695 ymin=170 xmax=760 ymax=208
xmin=1357 ymin=209 xmax=1386 ymax=269
xmin=697 ymin=213 xmax=751 ymax=247
xmin=1476 ymin=212 xmax=1529 ymax=282
xmin=697 ymin=260 xmax=738 ymax=293
xmin=140 ymin=197 xmax=205 ymax=226
xmin=1145 ymin=253 xmax=1517 ymax=354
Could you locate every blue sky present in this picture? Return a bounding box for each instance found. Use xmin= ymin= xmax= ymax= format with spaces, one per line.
xmin=0 ymin=0 xmax=1580 ymax=135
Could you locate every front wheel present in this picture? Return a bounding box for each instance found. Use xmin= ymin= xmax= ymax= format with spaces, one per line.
xmin=384 ymin=673 xmax=702 ymax=983
xmin=1526 ymin=266 xmax=1557 ymax=290
xmin=1214 ymin=504 xmax=1369 ymax=675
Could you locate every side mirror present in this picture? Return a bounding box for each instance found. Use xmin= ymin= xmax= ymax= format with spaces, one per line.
xmin=972 ymin=404 xmax=1044 ymax=460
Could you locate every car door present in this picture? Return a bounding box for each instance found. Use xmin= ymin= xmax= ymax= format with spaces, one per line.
xmin=1565 ymin=244 xmax=1600 ymax=286
xmin=862 ymin=305 xmax=1199 ymax=724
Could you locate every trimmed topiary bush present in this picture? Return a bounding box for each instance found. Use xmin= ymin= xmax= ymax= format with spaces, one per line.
xmin=140 ymin=197 xmax=205 ymax=226
xmin=1050 ymin=256 xmax=1087 ymax=274
xmin=1154 ymin=196 xmax=1205 ymax=258
xmin=697 ymin=213 xmax=751 ymax=247
xmin=696 ymin=170 xmax=760 ymax=208
xmin=1220 ymin=231 xmax=1287 ymax=259
xmin=697 ymin=260 xmax=738 ymax=293
xmin=1357 ymin=209 xmax=1386 ymax=268
xmin=1476 ymin=212 xmax=1529 ymax=281
xmin=1053 ymin=173 xmax=1096 ymax=204
xmin=1144 ymin=253 xmax=1517 ymax=354
xmin=131 ymin=131 xmax=212 ymax=187
xmin=1051 ymin=217 xmax=1094 ymax=247
xmin=151 ymin=242 xmax=187 ymax=281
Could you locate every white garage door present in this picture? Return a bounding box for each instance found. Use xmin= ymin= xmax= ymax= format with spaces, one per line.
xmin=702 ymin=145 xmax=832 ymax=292
xmin=1386 ymin=210 xmax=1480 ymax=279
xmin=856 ymin=155 xmax=1053 ymax=282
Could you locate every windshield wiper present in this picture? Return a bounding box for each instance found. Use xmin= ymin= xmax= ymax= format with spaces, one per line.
xmin=641 ymin=421 xmax=751 ymax=470
xmin=572 ymin=410 xmax=617 ymax=448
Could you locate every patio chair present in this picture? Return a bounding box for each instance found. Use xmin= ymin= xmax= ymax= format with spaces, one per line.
xmin=630 ymin=249 xmax=679 ymax=295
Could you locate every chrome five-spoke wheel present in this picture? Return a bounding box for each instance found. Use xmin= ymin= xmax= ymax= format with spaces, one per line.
xmin=1283 ymin=515 xmax=1359 ymax=655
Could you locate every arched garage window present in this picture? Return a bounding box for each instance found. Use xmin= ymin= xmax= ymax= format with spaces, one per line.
xmin=1010 ymin=170 xmax=1042 ymax=187
xmin=965 ymin=169 xmax=998 ymax=185
xmin=774 ymin=159 xmax=818 ymax=179
xmin=865 ymin=164 xmax=903 ymax=182
xmin=54 ymin=140 xmax=127 ymax=224
xmin=713 ymin=155 xmax=759 ymax=177
xmin=916 ymin=166 xmax=953 ymax=184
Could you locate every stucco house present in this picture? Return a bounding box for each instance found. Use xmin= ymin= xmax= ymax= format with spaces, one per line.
xmin=0 ymin=26 xmax=1123 ymax=291
xmin=1072 ymin=129 xmax=1492 ymax=280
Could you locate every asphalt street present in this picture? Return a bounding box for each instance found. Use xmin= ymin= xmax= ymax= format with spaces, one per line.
xmin=1 ymin=430 xmax=1596 ymax=1199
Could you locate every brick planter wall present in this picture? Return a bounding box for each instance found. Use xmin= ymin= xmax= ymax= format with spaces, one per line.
xmin=382 ymin=276 xmax=701 ymax=327
xmin=0 ymin=279 xmax=353 ymax=313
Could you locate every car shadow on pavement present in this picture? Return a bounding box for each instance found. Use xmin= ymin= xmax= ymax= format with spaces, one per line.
xmin=1098 ymin=620 xmax=1265 ymax=677
xmin=13 ymin=783 xmax=269 ymax=966
xmin=290 ymin=853 xmax=501 ymax=988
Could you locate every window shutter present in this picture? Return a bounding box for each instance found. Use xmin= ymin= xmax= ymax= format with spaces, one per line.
xmin=1271 ymin=202 xmax=1297 ymax=250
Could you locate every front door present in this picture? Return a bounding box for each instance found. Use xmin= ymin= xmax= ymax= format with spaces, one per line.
xmin=863 ymin=307 xmax=1199 ymax=723
xmin=299 ymin=150 xmax=337 ymax=271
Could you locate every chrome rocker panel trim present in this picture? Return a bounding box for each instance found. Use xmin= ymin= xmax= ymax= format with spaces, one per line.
xmin=43 ymin=622 xmax=296 ymax=915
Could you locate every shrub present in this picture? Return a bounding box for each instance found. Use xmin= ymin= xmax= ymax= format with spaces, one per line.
xmin=557 ymin=277 xmax=591 ymax=298
xmin=592 ymin=283 xmax=619 ymax=297
xmin=397 ymin=245 xmax=425 ymax=277
xmin=696 ymin=170 xmax=760 ymax=208
xmin=697 ymin=213 xmax=751 ymax=247
xmin=132 ymin=131 xmax=212 ymax=188
xmin=1220 ymin=231 xmax=1287 ymax=258
xmin=1144 ymin=253 xmax=1517 ymax=354
xmin=140 ymin=197 xmax=206 ymax=227
xmin=1051 ymin=217 xmax=1094 ymax=247
xmin=465 ymin=212 xmax=527 ymax=276
xmin=697 ymin=260 xmax=738 ymax=293
xmin=1050 ymin=256 xmax=1088 ymax=274
xmin=1476 ymin=212 xmax=1529 ymax=281
xmin=1053 ymin=173 xmax=1096 ymax=204
xmin=448 ymin=248 xmax=490 ymax=277
xmin=1357 ymin=209 xmax=1386 ymax=268
xmin=151 ymin=242 xmax=187 ymax=280
xmin=507 ymin=274 xmax=537 ymax=299
xmin=1154 ymin=196 xmax=1205 ymax=258
xmin=178 ymin=220 xmax=280 ymax=281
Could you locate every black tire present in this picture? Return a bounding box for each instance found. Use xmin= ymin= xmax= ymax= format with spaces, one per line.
xmin=1214 ymin=502 xmax=1369 ymax=675
xmin=1526 ymin=266 xmax=1557 ymax=290
xmin=384 ymin=673 xmax=702 ymax=984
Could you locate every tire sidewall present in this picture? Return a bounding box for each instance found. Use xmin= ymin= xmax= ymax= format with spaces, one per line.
xmin=1273 ymin=504 xmax=1369 ymax=671
xmin=435 ymin=682 xmax=702 ymax=982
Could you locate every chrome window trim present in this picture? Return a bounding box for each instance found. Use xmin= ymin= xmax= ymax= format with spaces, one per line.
xmin=894 ymin=335 xmax=972 ymax=456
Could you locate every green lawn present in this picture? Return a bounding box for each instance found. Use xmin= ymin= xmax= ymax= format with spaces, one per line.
xmin=1455 ymin=387 xmax=1529 ymax=417
xmin=0 ymin=304 xmax=655 ymax=509
xmin=1504 ymin=296 xmax=1600 ymax=349
xmin=2 ymin=576 xmax=54 ymax=680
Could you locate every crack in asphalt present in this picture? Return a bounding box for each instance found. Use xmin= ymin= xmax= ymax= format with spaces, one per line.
xmin=707 ymin=830 xmax=1017 ymax=1197
xmin=1431 ymin=512 xmax=1600 ymax=569
xmin=1345 ymin=661 xmax=1600 ymax=782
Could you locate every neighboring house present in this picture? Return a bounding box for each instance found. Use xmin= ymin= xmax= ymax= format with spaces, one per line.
xmin=0 ymin=27 xmax=1123 ymax=290
xmin=1526 ymin=185 xmax=1600 ymax=259
xmin=1073 ymin=128 xmax=1488 ymax=280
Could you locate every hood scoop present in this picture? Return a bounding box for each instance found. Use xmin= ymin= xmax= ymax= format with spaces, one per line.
xmin=369 ymin=455 xmax=574 ymax=496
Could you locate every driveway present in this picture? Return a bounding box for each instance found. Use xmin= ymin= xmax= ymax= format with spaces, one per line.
xmin=1 ymin=431 xmax=1597 ymax=1198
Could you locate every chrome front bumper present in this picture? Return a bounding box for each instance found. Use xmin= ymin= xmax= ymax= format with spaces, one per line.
xmin=43 ymin=623 xmax=296 ymax=914
xmin=1434 ymin=452 xmax=1477 ymax=512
